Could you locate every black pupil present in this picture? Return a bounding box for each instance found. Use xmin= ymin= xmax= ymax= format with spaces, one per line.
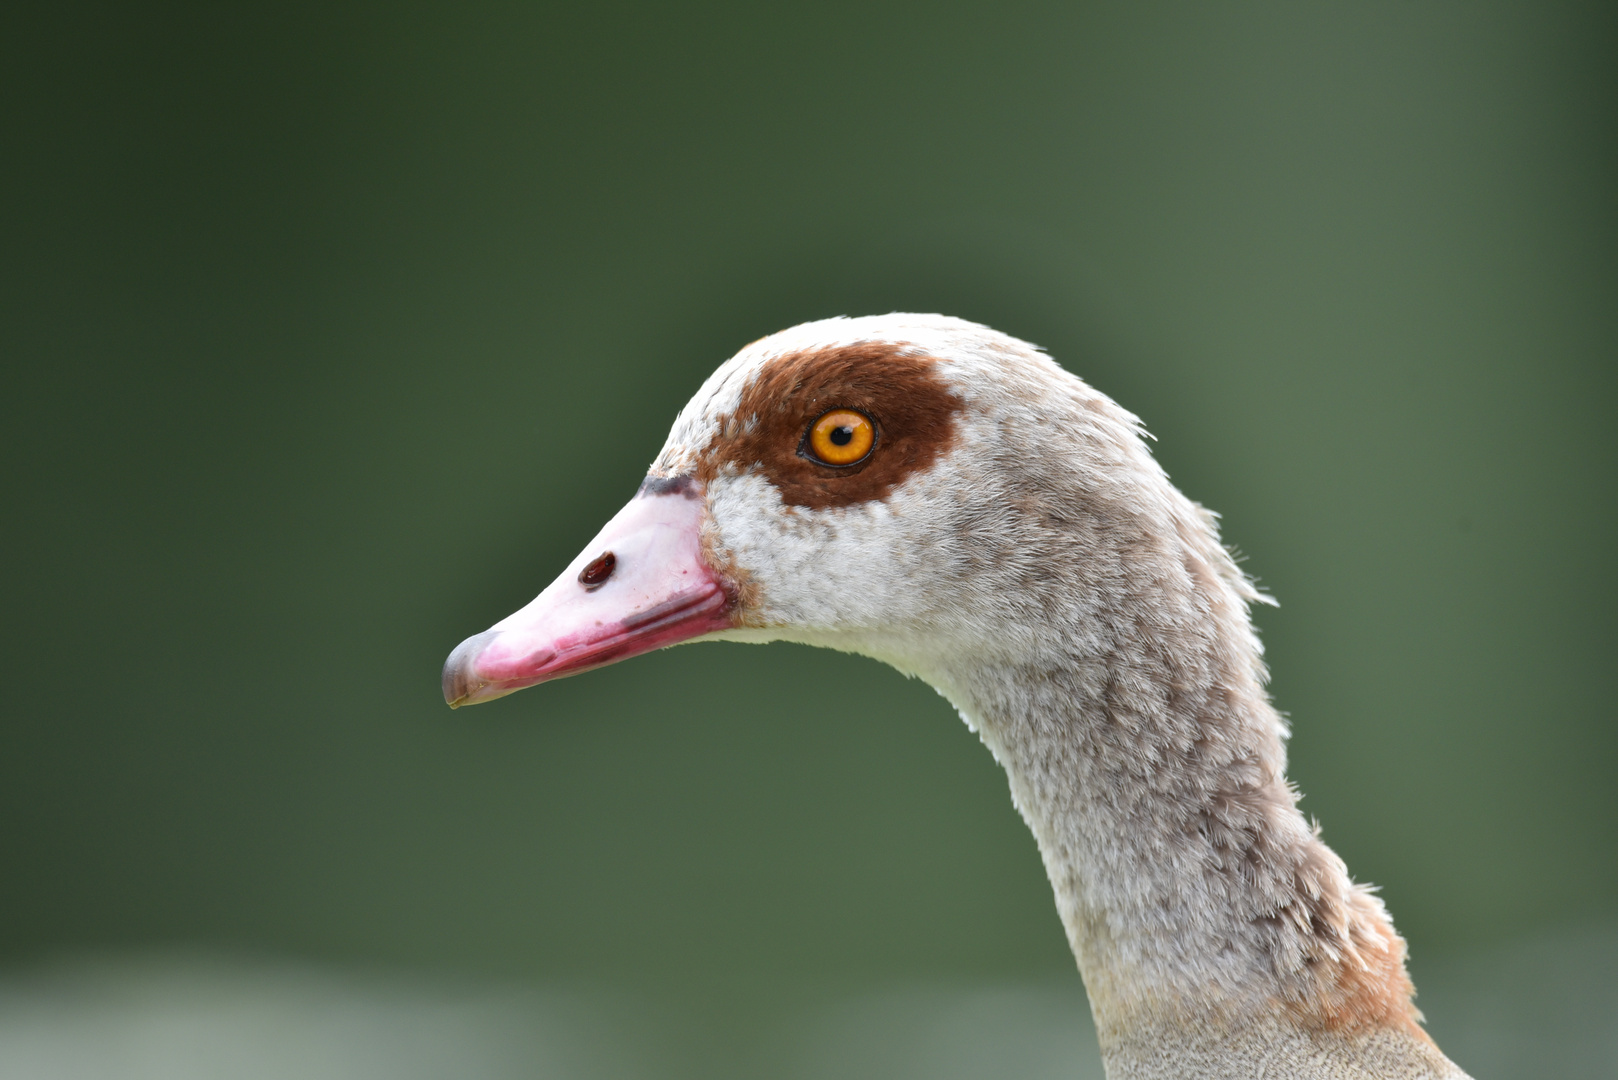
xmin=829 ymin=425 xmax=854 ymax=446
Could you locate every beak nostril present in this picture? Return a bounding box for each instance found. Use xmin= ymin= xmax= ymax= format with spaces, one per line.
xmin=579 ymin=551 xmax=616 ymax=589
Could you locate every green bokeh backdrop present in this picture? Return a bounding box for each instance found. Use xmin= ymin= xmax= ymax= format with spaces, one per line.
xmin=5 ymin=0 xmax=1615 ymax=1020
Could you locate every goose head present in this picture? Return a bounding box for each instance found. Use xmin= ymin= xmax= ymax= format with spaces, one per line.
xmin=444 ymin=312 xmax=1221 ymax=708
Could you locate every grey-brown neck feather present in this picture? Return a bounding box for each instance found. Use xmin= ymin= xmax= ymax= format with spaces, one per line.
xmin=905 ymin=420 xmax=1457 ymax=1075
xmin=933 ymin=592 xmax=1463 ymax=1076
xmin=948 ymin=628 xmax=1319 ymax=1018
xmin=940 ymin=548 xmax=1307 ymax=994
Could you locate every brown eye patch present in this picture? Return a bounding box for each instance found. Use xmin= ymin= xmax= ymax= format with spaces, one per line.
xmin=697 ymin=341 xmax=963 ymax=510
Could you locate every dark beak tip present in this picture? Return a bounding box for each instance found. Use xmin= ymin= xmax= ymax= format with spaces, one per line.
xmin=440 ymin=665 xmax=468 ymax=707
xmin=442 ymin=629 xmax=503 ymax=708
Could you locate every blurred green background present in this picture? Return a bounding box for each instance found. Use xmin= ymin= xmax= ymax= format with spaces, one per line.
xmin=4 ymin=1 xmax=1615 ymax=1077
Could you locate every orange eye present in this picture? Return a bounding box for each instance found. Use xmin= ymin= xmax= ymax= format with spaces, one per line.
xmin=805 ymin=409 xmax=876 ymax=466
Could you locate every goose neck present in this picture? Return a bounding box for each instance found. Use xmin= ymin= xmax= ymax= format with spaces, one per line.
xmin=935 ymin=640 xmax=1429 ymax=1060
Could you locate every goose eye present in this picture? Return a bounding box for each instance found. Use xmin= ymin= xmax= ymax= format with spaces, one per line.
xmin=805 ymin=409 xmax=876 ymax=466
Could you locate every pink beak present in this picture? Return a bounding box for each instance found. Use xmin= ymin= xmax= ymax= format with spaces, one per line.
xmin=442 ymin=478 xmax=735 ymax=707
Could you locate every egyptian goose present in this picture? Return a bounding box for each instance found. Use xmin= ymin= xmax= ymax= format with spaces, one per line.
xmin=443 ymin=314 xmax=1470 ymax=1079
